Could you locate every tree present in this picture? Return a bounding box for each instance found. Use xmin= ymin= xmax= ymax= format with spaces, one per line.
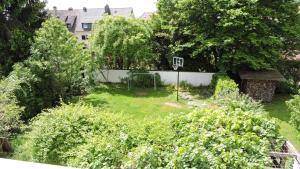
xmin=149 ymin=14 xmax=172 ymax=70
xmin=30 ymin=17 xmax=91 ymax=97
xmin=157 ymin=0 xmax=300 ymax=72
xmin=90 ymin=16 xmax=156 ymax=69
xmin=0 ymin=0 xmax=46 ymax=75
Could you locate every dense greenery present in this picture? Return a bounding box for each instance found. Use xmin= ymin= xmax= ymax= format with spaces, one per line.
xmin=0 ymin=94 xmax=23 ymax=138
xmin=90 ymin=16 xmax=156 ymax=69
xmin=287 ymin=90 xmax=300 ymax=131
xmin=0 ymin=17 xmax=91 ymax=121
xmin=157 ymin=0 xmax=300 ymax=72
xmin=0 ymin=0 xmax=47 ymax=75
xmin=277 ymin=60 xmax=300 ymax=94
xmin=15 ymin=87 xmax=281 ymax=168
xmin=212 ymin=73 xmax=238 ymax=96
xmin=31 ymin=17 xmax=91 ymax=97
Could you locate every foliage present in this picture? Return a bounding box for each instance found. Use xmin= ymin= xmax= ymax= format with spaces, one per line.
xmin=277 ymin=60 xmax=300 ymax=94
xmin=213 ymin=89 xmax=265 ymax=114
xmin=15 ymin=94 xmax=281 ymax=168
xmin=0 ymin=94 xmax=23 ymax=138
xmin=90 ymin=16 xmax=156 ymax=69
xmin=0 ymin=0 xmax=46 ymax=75
xmin=286 ymin=90 xmax=300 ymax=131
xmin=157 ymin=0 xmax=300 ymax=72
xmin=0 ymin=17 xmax=92 ymax=120
xmin=213 ymin=74 xmax=238 ymax=96
xmin=0 ymin=63 xmax=46 ymax=120
xmin=169 ymin=108 xmax=280 ymax=168
xmin=31 ymin=17 xmax=91 ymax=97
xmin=14 ymin=103 xmax=173 ymax=168
xmin=148 ymin=14 xmax=172 ymax=70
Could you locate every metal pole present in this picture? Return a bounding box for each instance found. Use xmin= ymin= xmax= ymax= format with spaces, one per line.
xmin=154 ymin=74 xmax=157 ymax=90
xmin=177 ymin=69 xmax=179 ymax=102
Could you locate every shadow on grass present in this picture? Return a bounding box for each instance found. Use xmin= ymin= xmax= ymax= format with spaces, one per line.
xmin=91 ymin=83 xmax=174 ymax=98
xmin=264 ymin=94 xmax=291 ymax=122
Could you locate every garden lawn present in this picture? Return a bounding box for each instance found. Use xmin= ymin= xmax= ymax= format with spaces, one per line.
xmin=264 ymin=95 xmax=300 ymax=151
xmin=78 ymin=84 xmax=191 ymax=120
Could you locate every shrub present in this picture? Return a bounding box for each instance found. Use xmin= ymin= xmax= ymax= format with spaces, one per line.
xmin=213 ymin=89 xmax=265 ymax=114
xmin=15 ymin=100 xmax=281 ymax=168
xmin=213 ymin=73 xmax=238 ymax=96
xmin=14 ymin=103 xmax=172 ymax=168
xmin=0 ymin=63 xmax=58 ymax=120
xmin=0 ymin=94 xmax=23 ymax=138
xmin=277 ymin=60 xmax=300 ymax=94
xmin=169 ymin=109 xmax=280 ymax=168
xmin=286 ymin=90 xmax=300 ymax=131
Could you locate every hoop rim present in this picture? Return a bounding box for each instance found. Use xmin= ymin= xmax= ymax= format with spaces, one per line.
xmin=172 ymin=64 xmax=179 ymax=70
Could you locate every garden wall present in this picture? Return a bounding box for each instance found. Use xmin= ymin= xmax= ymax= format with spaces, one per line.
xmin=93 ymin=70 xmax=215 ymax=86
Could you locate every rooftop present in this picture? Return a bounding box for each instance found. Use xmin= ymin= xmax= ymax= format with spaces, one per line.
xmin=239 ymin=70 xmax=285 ymax=81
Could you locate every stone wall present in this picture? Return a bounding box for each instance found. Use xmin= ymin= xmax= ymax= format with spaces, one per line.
xmin=243 ymin=80 xmax=277 ymax=102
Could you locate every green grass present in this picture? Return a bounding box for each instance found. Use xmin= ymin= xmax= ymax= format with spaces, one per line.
xmin=264 ymin=95 xmax=300 ymax=151
xmin=77 ymin=84 xmax=191 ymax=120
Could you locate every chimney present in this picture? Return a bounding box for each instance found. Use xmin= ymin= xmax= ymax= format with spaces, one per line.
xmin=53 ymin=6 xmax=57 ymax=16
xmin=83 ymin=7 xmax=87 ymax=12
xmin=68 ymin=7 xmax=73 ymax=11
xmin=104 ymin=4 xmax=111 ymax=15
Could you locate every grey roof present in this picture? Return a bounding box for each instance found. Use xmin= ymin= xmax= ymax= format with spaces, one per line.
xmin=49 ymin=7 xmax=134 ymax=32
xmin=239 ymin=70 xmax=285 ymax=81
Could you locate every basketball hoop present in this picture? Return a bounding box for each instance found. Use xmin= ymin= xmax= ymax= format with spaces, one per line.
xmin=172 ymin=64 xmax=179 ymax=71
xmin=173 ymin=57 xmax=184 ymax=70
xmin=172 ymin=56 xmax=184 ymax=102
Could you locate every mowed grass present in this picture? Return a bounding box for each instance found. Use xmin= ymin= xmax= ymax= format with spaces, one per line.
xmin=264 ymin=95 xmax=300 ymax=150
xmin=78 ymin=83 xmax=191 ymax=120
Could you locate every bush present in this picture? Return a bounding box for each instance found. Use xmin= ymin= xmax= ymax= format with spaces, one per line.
xmin=169 ymin=108 xmax=280 ymax=168
xmin=15 ymin=100 xmax=281 ymax=168
xmin=0 ymin=94 xmax=23 ymax=138
xmin=0 ymin=63 xmax=58 ymax=120
xmin=14 ymin=103 xmax=173 ymax=168
xmin=212 ymin=73 xmax=238 ymax=96
xmin=213 ymin=89 xmax=265 ymax=114
xmin=277 ymin=60 xmax=300 ymax=94
xmin=286 ymin=90 xmax=300 ymax=131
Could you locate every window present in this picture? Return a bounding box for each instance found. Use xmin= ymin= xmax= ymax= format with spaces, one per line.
xmin=81 ymin=35 xmax=88 ymax=40
xmin=82 ymin=23 xmax=92 ymax=30
xmin=66 ymin=23 xmax=71 ymax=29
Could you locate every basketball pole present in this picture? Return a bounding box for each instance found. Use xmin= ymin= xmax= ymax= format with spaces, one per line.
xmin=177 ymin=68 xmax=179 ymax=102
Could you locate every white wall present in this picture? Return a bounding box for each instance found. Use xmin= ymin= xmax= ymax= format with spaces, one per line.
xmin=94 ymin=70 xmax=214 ymax=86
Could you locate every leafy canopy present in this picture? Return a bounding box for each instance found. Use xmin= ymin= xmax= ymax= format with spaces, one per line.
xmin=31 ymin=17 xmax=91 ymax=96
xmin=157 ymin=0 xmax=300 ymax=71
xmin=90 ymin=16 xmax=156 ymax=69
xmin=0 ymin=0 xmax=46 ymax=75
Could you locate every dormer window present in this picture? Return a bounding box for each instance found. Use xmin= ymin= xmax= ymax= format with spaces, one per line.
xmin=66 ymin=23 xmax=72 ymax=29
xmin=82 ymin=23 xmax=92 ymax=30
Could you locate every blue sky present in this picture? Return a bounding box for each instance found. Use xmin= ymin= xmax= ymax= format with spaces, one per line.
xmin=45 ymin=0 xmax=157 ymax=17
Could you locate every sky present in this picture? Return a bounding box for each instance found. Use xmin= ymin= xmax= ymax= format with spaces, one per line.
xmin=45 ymin=0 xmax=157 ymax=17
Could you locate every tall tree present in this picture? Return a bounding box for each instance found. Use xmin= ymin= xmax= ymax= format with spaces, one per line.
xmin=31 ymin=17 xmax=91 ymax=97
xmin=0 ymin=0 xmax=46 ymax=75
xmin=90 ymin=16 xmax=156 ymax=69
xmin=157 ymin=0 xmax=300 ymax=72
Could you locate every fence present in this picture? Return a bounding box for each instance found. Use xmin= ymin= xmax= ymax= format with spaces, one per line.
xmin=93 ymin=70 xmax=215 ymax=86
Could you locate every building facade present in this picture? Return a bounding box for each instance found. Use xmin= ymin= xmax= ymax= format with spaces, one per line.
xmin=49 ymin=5 xmax=134 ymax=46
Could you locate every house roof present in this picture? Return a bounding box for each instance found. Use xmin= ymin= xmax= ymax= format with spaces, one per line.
xmin=49 ymin=7 xmax=134 ymax=32
xmin=239 ymin=70 xmax=285 ymax=81
xmin=140 ymin=12 xmax=154 ymax=20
